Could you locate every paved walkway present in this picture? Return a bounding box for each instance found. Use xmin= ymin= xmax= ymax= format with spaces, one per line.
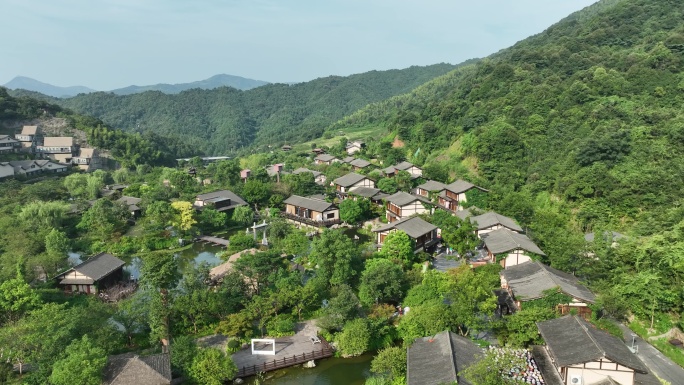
xmin=617 ymin=323 xmax=684 ymax=384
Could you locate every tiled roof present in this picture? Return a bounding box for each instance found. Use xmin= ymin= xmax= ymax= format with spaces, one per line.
xmin=386 ymin=191 xmax=431 ymax=207
xmin=349 ymin=158 xmax=371 ymax=168
xmin=315 ymin=154 xmax=337 ymax=162
xmin=195 ymin=190 xmax=247 ymax=207
xmin=43 ymin=137 xmax=74 ymax=147
xmin=417 ymin=180 xmax=447 ymax=192
xmin=21 ymin=125 xmax=38 ymax=135
xmin=537 ymin=315 xmax=649 ymax=373
xmin=394 ymin=161 xmax=415 ymax=171
xmin=407 ymin=330 xmax=482 ymax=385
xmin=373 ymin=216 xmax=437 ymax=239
xmin=103 ymin=353 xmax=171 ymax=385
xmin=57 ymin=253 xmax=125 ymax=284
xmin=292 ymin=167 xmax=322 ymax=177
xmin=348 ymin=186 xmax=382 ymax=198
xmin=117 ymin=196 xmax=142 ymax=206
xmin=334 ymin=172 xmax=368 ymax=187
xmin=284 ymin=195 xmax=335 ymax=212
xmin=471 ymin=211 xmax=523 ymax=232
xmin=342 ymin=156 xmax=355 ymax=163
xmin=584 ymin=231 xmax=627 ymax=242
xmin=481 ymin=228 xmax=545 ymax=256
xmin=502 ymin=261 xmax=596 ymax=303
xmin=445 ymin=179 xmax=477 ymax=194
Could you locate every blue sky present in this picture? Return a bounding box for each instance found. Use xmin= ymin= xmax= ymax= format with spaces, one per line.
xmin=1 ymin=0 xmax=598 ymax=90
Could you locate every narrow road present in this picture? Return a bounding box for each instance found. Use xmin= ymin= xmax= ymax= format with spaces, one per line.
xmin=616 ymin=323 xmax=684 ymax=384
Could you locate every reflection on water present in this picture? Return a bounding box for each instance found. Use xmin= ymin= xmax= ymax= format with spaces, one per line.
xmin=246 ymin=354 xmax=373 ymax=385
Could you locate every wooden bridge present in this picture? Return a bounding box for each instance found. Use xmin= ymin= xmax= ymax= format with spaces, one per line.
xmin=235 ymin=342 xmax=334 ymax=378
xmin=196 ymin=235 xmax=229 ymax=247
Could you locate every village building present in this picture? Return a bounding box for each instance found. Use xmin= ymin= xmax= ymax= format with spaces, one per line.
xmin=0 ymin=159 xmax=69 ymax=178
xmin=342 ymin=156 xmax=355 ymax=163
xmin=347 ymin=186 xmax=389 ymax=205
xmin=383 ymin=161 xmax=422 ymax=179
xmin=349 ymin=158 xmax=371 ymax=171
xmin=54 ymin=253 xmax=126 ymax=295
xmin=406 ymin=330 xmax=482 ymax=385
xmin=436 ymin=180 xmax=488 ymax=212
xmin=292 ymin=167 xmax=327 ymax=185
xmin=15 ymin=125 xmax=40 ymax=152
xmin=415 ymin=180 xmax=447 ymax=198
xmin=585 ymin=231 xmax=627 ymax=247
xmin=117 ymin=196 xmax=143 ymax=218
xmin=480 ymin=228 xmax=546 ymax=268
xmin=346 ymin=140 xmax=365 ymax=155
xmin=0 ymin=135 xmax=21 ymax=153
xmin=281 ymin=144 xmax=292 ymax=151
xmin=283 ymin=195 xmax=340 ymax=228
xmin=384 ymin=191 xmax=432 ymax=222
xmin=470 ymin=211 xmax=524 ymax=237
xmin=103 ymin=353 xmax=172 ymax=385
xmin=71 ymin=147 xmax=101 ymax=171
xmin=333 ymin=172 xmax=375 ymax=198
xmin=374 ymin=215 xmax=438 ymax=252
xmin=193 ymin=190 xmax=247 ymax=213
xmin=312 ymin=148 xmax=325 ymax=155
xmin=240 ymin=169 xmax=251 ymax=182
xmin=534 ymin=316 xmax=660 ymax=385
xmin=499 ymin=260 xmax=596 ymax=318
xmin=37 ymin=136 xmax=76 ymax=163
xmin=266 ymin=163 xmax=287 ymax=177
xmin=314 ymin=153 xmax=338 ymax=165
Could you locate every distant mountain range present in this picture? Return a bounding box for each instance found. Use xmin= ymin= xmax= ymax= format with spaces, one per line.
xmin=2 ymin=74 xmax=270 ymax=98
xmin=3 ymin=76 xmax=96 ymax=98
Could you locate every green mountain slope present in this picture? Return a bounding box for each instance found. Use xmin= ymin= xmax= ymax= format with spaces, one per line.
xmin=47 ymin=63 xmax=463 ymax=155
xmin=331 ymin=0 xmax=684 ymax=227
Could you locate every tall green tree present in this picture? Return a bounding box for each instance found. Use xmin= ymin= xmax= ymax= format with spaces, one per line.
xmin=49 ymin=335 xmax=107 ymax=385
xmin=359 ymin=258 xmax=406 ymax=306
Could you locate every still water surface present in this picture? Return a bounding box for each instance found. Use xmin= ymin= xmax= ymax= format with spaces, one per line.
xmin=245 ymin=354 xmax=373 ymax=385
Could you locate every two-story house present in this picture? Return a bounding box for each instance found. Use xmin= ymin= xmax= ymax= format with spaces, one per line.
xmin=384 ymin=191 xmax=432 ymax=222
xmin=346 ymin=140 xmax=365 ymax=155
xmin=383 ymin=161 xmax=423 ymax=179
xmin=333 ymin=172 xmax=375 ymax=198
xmin=470 ymin=211 xmax=523 ymax=237
xmin=0 ymin=135 xmax=20 ymax=154
xmin=534 ymin=316 xmax=659 ymax=385
xmin=292 ymin=167 xmax=327 ymax=185
xmin=348 ymin=186 xmax=389 ymax=205
xmin=349 ymin=158 xmax=371 ymax=171
xmin=283 ymin=195 xmax=340 ymax=229
xmin=37 ymin=136 xmax=76 ymax=163
xmin=374 ymin=216 xmax=438 ymax=252
xmin=314 ymin=154 xmax=338 ymax=165
xmin=2 ymin=160 xmax=69 ymax=178
xmin=193 ymin=190 xmax=247 ymax=213
xmin=480 ymin=228 xmax=546 ymax=268
xmin=15 ymin=125 xmax=39 ymax=152
xmin=500 ymin=260 xmax=596 ymax=319
xmin=437 ymin=179 xmax=488 ymax=212
xmin=71 ymin=147 xmax=101 ymax=171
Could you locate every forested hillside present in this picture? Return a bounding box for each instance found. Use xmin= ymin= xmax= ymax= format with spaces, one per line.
xmin=41 ymin=63 xmax=462 ymax=155
xmin=331 ymin=0 xmax=684 ymax=322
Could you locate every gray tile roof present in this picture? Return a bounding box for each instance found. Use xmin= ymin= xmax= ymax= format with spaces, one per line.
xmin=57 ymin=253 xmax=125 ymax=284
xmin=195 ymin=190 xmax=247 ymax=207
xmin=342 ymin=156 xmax=355 ymax=163
xmin=446 ymin=179 xmax=478 ymax=194
xmin=481 ymin=228 xmax=545 ymax=256
xmin=530 ymin=346 xmax=564 ymax=385
xmin=537 ymin=316 xmax=649 ymax=373
xmin=350 ymin=158 xmax=371 ymax=168
xmin=394 ymin=161 xmax=416 ymax=171
xmin=502 ymin=261 xmax=596 ymax=303
xmin=417 ymin=180 xmax=447 ymax=192
xmin=117 ymin=196 xmax=142 ymax=206
xmin=373 ymin=216 xmax=437 ymax=239
xmin=348 ymin=186 xmax=382 ymax=198
xmin=386 ymin=191 xmax=431 ymax=207
xmin=334 ymin=172 xmax=368 ymax=187
xmin=471 ymin=211 xmax=523 ymax=232
xmin=315 ymin=154 xmax=337 ymax=162
xmin=103 ymin=353 xmax=171 ymax=385
xmin=292 ymin=168 xmax=322 ymax=178
xmin=284 ymin=195 xmax=335 ymax=212
xmin=407 ymin=330 xmax=482 ymax=385
xmin=455 ymin=207 xmax=474 ymax=221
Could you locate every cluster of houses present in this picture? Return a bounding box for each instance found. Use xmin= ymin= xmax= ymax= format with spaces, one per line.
xmin=0 ymin=125 xmax=102 ymax=179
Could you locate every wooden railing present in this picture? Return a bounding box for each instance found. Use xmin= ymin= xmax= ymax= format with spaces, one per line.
xmin=235 ymin=345 xmax=334 ymax=378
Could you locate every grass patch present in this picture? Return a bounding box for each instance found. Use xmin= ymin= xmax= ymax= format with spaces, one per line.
xmin=629 ymin=318 xmax=684 ymax=369
xmin=651 ymin=339 xmax=684 ymax=368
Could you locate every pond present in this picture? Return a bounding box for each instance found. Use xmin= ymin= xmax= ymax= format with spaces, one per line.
xmin=245 ymin=354 xmax=373 ymax=385
xmin=68 ymin=242 xmax=225 ymax=281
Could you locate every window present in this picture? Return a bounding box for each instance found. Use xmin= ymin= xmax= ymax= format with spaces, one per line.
xmin=326 ymin=212 xmax=335 ymax=219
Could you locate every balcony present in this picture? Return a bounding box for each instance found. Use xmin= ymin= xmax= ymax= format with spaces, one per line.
xmin=281 ymin=211 xmax=341 ymax=228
